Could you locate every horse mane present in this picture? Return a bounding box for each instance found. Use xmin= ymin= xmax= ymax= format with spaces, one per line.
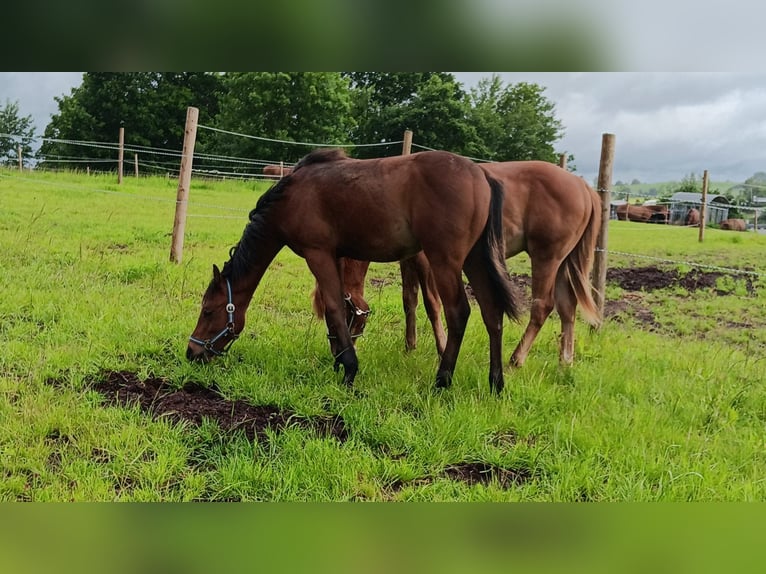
xmin=292 ymin=148 xmax=347 ymax=172
xmin=220 ymin=177 xmax=289 ymax=282
xmin=218 ymin=148 xmax=348 ymax=283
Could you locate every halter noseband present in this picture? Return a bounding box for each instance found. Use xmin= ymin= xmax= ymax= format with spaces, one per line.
xmin=327 ymin=293 xmax=371 ymax=341
xmin=189 ymin=277 xmax=239 ymax=356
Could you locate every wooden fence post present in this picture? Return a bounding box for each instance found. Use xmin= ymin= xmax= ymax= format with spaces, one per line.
xmin=699 ymin=170 xmax=708 ymax=243
xmin=117 ymin=127 xmax=124 ymax=184
xmin=134 ymin=153 xmax=139 ymax=177
xmin=558 ymin=153 xmax=567 ymax=169
xmin=18 ymin=144 xmax=22 ymax=171
xmin=592 ymin=133 xmax=615 ymax=321
xmin=402 ymin=129 xmax=413 ymax=156
xmin=170 ymin=107 xmax=199 ymax=264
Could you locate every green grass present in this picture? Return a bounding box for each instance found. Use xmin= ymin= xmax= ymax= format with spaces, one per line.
xmin=1 ymin=168 xmax=765 ymax=501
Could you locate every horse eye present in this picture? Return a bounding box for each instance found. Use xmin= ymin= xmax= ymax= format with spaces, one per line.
xmin=202 ymin=308 xmax=213 ymax=318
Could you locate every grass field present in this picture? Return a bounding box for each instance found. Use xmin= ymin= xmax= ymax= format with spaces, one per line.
xmin=1 ymin=169 xmax=765 ymax=501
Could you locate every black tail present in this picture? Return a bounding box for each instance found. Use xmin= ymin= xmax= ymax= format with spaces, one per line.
xmin=482 ymin=173 xmax=522 ymax=322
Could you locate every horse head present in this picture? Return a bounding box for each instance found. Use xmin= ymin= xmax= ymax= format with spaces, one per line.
xmin=187 ymin=264 xmax=246 ymax=362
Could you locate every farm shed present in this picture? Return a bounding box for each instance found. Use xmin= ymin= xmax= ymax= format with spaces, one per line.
xmin=669 ymin=192 xmax=729 ymax=224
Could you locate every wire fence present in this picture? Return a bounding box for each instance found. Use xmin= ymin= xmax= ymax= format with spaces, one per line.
xmin=2 ymin=123 xmax=765 ymax=278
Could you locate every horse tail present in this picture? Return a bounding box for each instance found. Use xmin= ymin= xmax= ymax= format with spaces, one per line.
xmin=311 ymin=283 xmax=326 ymax=320
xmin=562 ymin=183 xmax=602 ymax=328
xmin=482 ymin=173 xmax=522 ymax=322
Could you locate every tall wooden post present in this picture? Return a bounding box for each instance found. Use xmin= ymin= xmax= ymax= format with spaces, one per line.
xmin=170 ymin=107 xmax=199 ymax=264
xmin=279 ymin=160 xmax=284 ymax=178
xmin=402 ymin=129 xmax=413 ymax=156
xmin=558 ymin=153 xmax=567 ymax=169
xmin=592 ymin=133 xmax=615 ymax=321
xmin=699 ymin=170 xmax=709 ymax=243
xmin=134 ymin=153 xmax=139 ymax=177
xmin=17 ymin=144 xmax=22 ymax=171
xmin=117 ymin=127 xmax=124 ymax=184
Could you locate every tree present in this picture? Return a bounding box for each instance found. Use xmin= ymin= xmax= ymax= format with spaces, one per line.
xmin=0 ymin=100 xmax=36 ymax=167
xmin=468 ymin=74 xmax=564 ymax=163
xmin=344 ymin=72 xmax=481 ymax=158
xmin=211 ymin=72 xmax=355 ymax=165
xmin=39 ymin=73 xmax=223 ymax=171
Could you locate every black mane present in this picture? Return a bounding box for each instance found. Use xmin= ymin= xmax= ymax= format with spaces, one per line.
xmin=217 ymin=148 xmax=348 ymax=284
xmin=219 ymin=177 xmax=288 ymax=282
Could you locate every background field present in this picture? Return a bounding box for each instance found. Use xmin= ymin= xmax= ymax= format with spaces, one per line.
xmin=1 ymin=169 xmax=765 ymax=501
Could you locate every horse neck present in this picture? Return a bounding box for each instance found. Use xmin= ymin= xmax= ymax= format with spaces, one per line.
xmin=228 ymin=236 xmax=284 ymax=307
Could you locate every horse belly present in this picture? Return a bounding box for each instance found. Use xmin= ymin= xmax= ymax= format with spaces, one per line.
xmin=341 ymin=222 xmax=419 ymax=262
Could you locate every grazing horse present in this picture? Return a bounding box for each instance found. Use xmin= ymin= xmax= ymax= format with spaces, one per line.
xmin=684 ymin=208 xmax=700 ymax=226
xmin=720 ymin=218 xmax=747 ymax=231
xmin=188 ymin=149 xmax=521 ymax=394
xmin=616 ymin=203 xmax=669 ymax=223
xmin=313 ymin=160 xmax=602 ymax=367
xmin=262 ymin=164 xmax=293 ymax=178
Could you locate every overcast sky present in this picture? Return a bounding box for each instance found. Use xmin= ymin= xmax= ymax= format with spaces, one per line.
xmin=2 ymin=72 xmax=766 ymax=184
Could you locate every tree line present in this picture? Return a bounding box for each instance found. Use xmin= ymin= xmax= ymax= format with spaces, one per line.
xmin=2 ymin=72 xmax=568 ymax=171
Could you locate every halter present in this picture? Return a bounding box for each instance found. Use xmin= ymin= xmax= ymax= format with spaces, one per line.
xmin=189 ymin=277 xmax=239 ymax=356
xmin=327 ymin=293 xmax=371 ymax=341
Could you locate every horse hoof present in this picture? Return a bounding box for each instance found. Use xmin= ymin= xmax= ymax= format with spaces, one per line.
xmin=435 ymin=374 xmax=452 ymax=389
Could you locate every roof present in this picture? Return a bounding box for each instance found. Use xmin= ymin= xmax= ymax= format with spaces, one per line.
xmin=670 ymin=192 xmax=728 ymax=204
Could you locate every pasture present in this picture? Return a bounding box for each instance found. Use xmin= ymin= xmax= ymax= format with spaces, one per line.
xmin=1 ymin=169 xmax=765 ymax=501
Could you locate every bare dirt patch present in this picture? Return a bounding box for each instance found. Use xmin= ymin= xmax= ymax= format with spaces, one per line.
xmin=607 ymin=265 xmax=756 ymax=295
xmin=90 ymin=370 xmax=347 ymax=443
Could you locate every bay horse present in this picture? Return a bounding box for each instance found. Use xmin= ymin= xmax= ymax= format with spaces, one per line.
xmin=262 ymin=164 xmax=293 ymax=178
xmin=188 ymin=149 xmax=521 ymax=394
xmin=720 ymin=218 xmax=747 ymax=231
xmin=313 ymin=160 xmax=602 ymax=367
xmin=684 ymin=207 xmax=700 ymax=226
xmin=616 ymin=203 xmax=669 ymax=223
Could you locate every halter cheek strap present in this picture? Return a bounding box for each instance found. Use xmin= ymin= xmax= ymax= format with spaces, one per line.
xmin=327 ymin=293 xmax=372 ymax=341
xmin=189 ymin=277 xmax=239 ymax=355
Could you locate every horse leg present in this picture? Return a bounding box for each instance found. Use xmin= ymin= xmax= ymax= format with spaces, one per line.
xmin=414 ymin=251 xmax=447 ymax=357
xmin=463 ymin=249 xmax=506 ymax=394
xmin=399 ymin=257 xmax=420 ymax=351
xmin=509 ymin=258 xmax=560 ymax=368
xmin=304 ymin=250 xmax=359 ymax=385
xmin=430 ymin=267 xmax=471 ymax=390
xmin=555 ymin=267 xmax=578 ymax=365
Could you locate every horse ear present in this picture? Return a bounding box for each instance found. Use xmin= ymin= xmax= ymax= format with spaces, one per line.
xmin=212 ymin=264 xmax=222 ymax=283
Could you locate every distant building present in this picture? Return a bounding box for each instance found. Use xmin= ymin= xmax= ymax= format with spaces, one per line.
xmin=669 ymin=192 xmax=729 ymax=224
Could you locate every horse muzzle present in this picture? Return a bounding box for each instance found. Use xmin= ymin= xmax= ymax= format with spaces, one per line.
xmin=186 ymin=343 xmax=212 ymax=363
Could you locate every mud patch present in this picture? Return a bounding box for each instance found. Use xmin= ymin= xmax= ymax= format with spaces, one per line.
xmin=604 ymin=292 xmax=660 ymax=330
xmin=90 ymin=370 xmax=348 ymax=443
xmin=607 ymin=265 xmax=756 ymax=295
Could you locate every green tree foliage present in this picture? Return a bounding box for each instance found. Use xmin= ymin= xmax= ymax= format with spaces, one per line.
xmin=469 ymin=74 xmax=564 ymax=162
xmin=344 ymin=72 xmax=484 ymax=158
xmin=0 ymin=100 xmax=36 ymax=167
xmin=39 ymin=73 xmax=222 ymax=167
xmin=674 ymin=173 xmax=701 ymax=194
xmin=37 ymin=72 xmax=568 ymax=170
xmin=210 ymin=72 xmax=355 ymax=165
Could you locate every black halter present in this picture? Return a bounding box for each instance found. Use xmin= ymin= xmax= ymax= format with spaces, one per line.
xmin=189 ymin=277 xmax=239 ymax=356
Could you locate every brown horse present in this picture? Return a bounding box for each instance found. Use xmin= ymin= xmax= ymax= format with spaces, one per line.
xmin=616 ymin=203 xmax=669 ymax=223
xmin=262 ymin=164 xmax=293 ymax=178
xmin=720 ymin=218 xmax=747 ymax=231
xmin=684 ymin=208 xmax=700 ymax=226
xmin=314 ymin=160 xmax=602 ymax=367
xmin=188 ymin=149 xmax=521 ymax=394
